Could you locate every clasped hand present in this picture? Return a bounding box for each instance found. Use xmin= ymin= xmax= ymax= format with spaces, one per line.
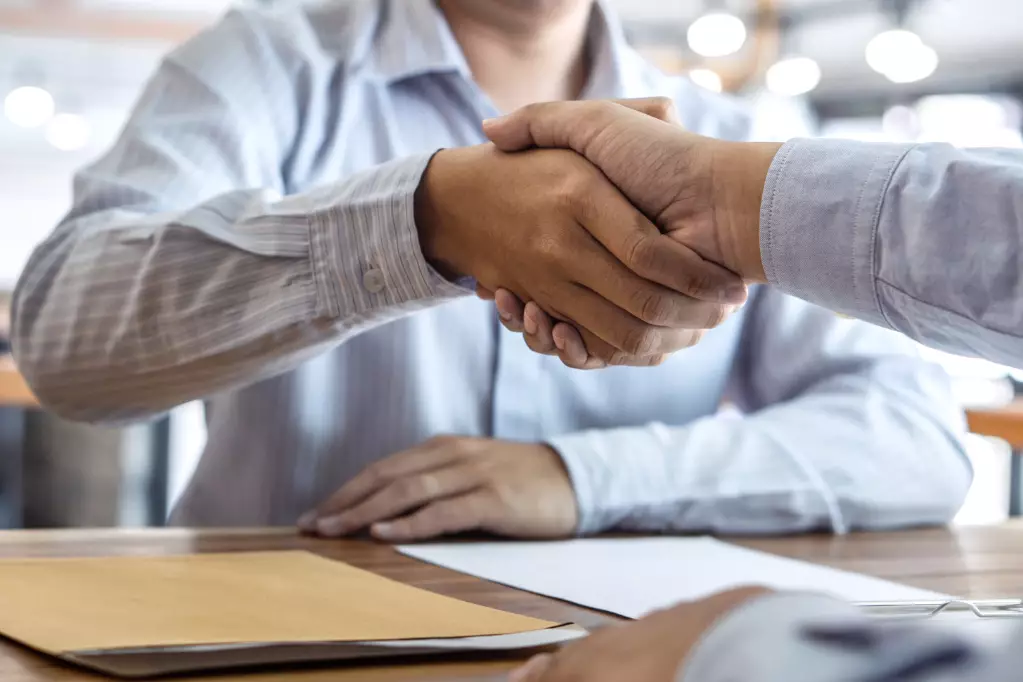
xmin=466 ymin=98 xmax=779 ymax=369
xmin=415 ymin=98 xmax=753 ymax=368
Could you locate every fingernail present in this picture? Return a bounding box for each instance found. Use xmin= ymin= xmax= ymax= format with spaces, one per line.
xmin=499 ymin=310 xmax=513 ymax=322
xmin=297 ymin=511 xmax=318 ymax=532
xmin=317 ymin=516 xmax=348 ymax=537
xmin=554 ymin=332 xmax=566 ymax=351
xmin=482 ymin=117 xmax=501 ymax=128
xmin=524 ymin=314 xmax=538 ymax=336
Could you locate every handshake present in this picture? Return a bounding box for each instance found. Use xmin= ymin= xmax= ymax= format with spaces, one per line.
xmin=416 ymin=98 xmax=783 ymax=369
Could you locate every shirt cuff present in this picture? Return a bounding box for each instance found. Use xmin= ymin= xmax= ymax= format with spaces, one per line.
xmin=679 ymin=592 xmax=863 ymax=682
xmin=309 ymin=152 xmax=471 ymax=321
xmin=760 ymin=138 xmax=915 ymax=327
xmin=548 ymin=425 xmax=671 ymax=536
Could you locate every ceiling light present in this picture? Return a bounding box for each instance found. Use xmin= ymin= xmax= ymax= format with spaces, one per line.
xmin=687 ymin=13 xmax=747 ymax=58
xmin=46 ymin=113 xmax=91 ymax=152
xmin=688 ymin=69 xmax=723 ymax=93
xmin=4 ymin=86 xmax=55 ymax=128
xmin=865 ymin=29 xmax=939 ymax=84
xmin=765 ymin=57 xmax=822 ymax=97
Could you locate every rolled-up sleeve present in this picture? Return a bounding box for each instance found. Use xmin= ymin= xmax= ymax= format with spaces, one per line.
xmin=762 ymin=139 xmax=1023 ymax=366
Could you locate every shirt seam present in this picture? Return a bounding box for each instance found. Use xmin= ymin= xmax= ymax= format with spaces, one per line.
xmin=868 ymin=144 xmax=919 ymax=332
xmin=761 ymin=141 xmax=796 ymax=283
xmin=876 ymin=277 xmax=1023 ymax=341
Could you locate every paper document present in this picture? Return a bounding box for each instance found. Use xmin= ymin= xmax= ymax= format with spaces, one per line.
xmin=0 ymin=551 xmax=580 ymax=678
xmin=399 ymin=537 xmax=945 ymax=619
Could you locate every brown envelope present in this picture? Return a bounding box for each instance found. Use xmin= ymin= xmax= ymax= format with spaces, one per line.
xmin=0 ymin=551 xmax=580 ymax=678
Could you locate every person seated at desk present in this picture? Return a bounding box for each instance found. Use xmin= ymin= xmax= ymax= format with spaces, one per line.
xmin=11 ymin=0 xmax=969 ymax=540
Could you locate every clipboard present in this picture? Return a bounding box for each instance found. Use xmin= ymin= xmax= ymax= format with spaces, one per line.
xmin=857 ymin=599 xmax=1023 ymax=620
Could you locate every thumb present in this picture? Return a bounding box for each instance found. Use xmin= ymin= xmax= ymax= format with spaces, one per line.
xmin=483 ymin=100 xmax=619 ymax=154
xmin=483 ymin=99 xmax=679 ymax=153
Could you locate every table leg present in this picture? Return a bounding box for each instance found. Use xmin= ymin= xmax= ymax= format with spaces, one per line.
xmin=147 ymin=416 xmax=171 ymax=527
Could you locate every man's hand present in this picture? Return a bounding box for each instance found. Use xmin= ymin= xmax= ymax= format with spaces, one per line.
xmin=416 ymin=143 xmax=746 ymax=366
xmin=297 ymin=436 xmax=579 ymax=542
xmin=483 ymin=99 xmax=780 ymax=281
xmin=479 ymin=100 xmax=781 ymax=368
xmin=510 ymin=588 xmax=770 ymax=682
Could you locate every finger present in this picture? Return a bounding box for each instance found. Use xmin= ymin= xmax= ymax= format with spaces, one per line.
xmin=551 ymin=323 xmax=605 ymax=370
xmin=549 ymin=282 xmax=704 ymax=362
xmin=303 ymin=441 xmax=462 ymax=525
xmin=570 ymin=177 xmax=747 ymax=306
xmin=612 ymin=97 xmax=681 ymax=124
xmin=509 ymin=654 xmax=555 ymax=682
xmin=371 ymin=492 xmax=495 ymax=542
xmin=487 ymin=104 xmax=747 ymax=305
xmin=484 ymin=99 xmax=680 ymax=155
xmin=476 ymin=283 xmax=496 ymax=301
xmin=316 ymin=464 xmax=484 ymax=537
xmin=496 ymin=289 xmax=526 ymax=333
xmin=523 ymin=302 xmax=558 ymax=355
xmin=483 ymin=100 xmax=629 ymax=154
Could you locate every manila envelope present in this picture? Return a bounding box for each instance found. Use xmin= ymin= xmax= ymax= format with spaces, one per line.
xmin=0 ymin=551 xmax=584 ymax=678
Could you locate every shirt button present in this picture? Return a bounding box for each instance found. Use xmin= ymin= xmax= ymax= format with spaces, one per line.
xmin=363 ymin=268 xmax=386 ymax=294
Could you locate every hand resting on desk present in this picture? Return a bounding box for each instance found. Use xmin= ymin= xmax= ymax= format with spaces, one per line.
xmin=298 ymin=436 xmax=579 ymax=542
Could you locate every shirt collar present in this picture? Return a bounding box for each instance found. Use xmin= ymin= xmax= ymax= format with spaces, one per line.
xmin=369 ymin=0 xmax=471 ymax=84
xmin=366 ymin=0 xmax=649 ymax=96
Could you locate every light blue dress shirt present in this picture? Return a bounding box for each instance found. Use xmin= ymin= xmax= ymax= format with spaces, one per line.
xmin=11 ymin=0 xmax=970 ymax=532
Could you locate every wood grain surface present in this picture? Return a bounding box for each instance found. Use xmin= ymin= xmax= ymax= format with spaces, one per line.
xmin=0 ymin=524 xmax=1021 ymax=681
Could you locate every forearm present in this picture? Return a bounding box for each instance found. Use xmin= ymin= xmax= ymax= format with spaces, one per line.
xmin=549 ymin=368 xmax=969 ymax=536
xmin=12 ymin=155 xmax=468 ymax=423
xmin=761 ymin=139 xmax=1023 ymax=366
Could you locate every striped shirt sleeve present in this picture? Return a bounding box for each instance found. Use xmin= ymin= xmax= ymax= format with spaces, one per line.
xmin=11 ymin=10 xmax=467 ymax=423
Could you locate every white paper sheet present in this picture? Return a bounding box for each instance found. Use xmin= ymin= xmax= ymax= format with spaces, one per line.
xmin=399 ymin=537 xmax=946 ymax=619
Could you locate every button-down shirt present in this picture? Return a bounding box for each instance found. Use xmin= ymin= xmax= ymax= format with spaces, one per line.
xmin=11 ymin=0 xmax=970 ymax=532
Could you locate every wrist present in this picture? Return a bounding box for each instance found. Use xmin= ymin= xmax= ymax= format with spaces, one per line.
xmin=414 ymin=148 xmax=474 ymax=281
xmin=710 ymin=141 xmax=781 ymax=284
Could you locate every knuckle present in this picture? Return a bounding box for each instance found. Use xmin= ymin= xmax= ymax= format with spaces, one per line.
xmin=705 ymin=304 xmax=730 ymax=329
xmin=393 ymin=477 xmax=422 ymax=500
xmin=632 ymin=288 xmax=677 ymax=326
xmin=554 ymin=175 xmax=594 ymax=212
xmin=608 ymin=350 xmax=639 ymax=367
xmin=683 ymin=267 xmax=716 ymax=298
xmin=621 ymin=324 xmax=662 ymax=357
xmin=591 ymin=99 xmax=620 ymax=119
xmin=621 ymin=229 xmax=657 ymax=273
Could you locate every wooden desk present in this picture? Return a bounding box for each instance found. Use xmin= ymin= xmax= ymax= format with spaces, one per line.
xmin=0 ymin=357 xmax=35 ymax=409
xmin=1 ymin=525 xmax=1022 ymax=681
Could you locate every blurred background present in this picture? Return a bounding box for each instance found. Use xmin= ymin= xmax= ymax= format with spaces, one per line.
xmin=1 ymin=0 xmax=1022 ymax=530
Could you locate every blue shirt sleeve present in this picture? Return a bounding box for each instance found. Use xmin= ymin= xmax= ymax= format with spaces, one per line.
xmin=761 ymin=139 xmax=1023 ymax=367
